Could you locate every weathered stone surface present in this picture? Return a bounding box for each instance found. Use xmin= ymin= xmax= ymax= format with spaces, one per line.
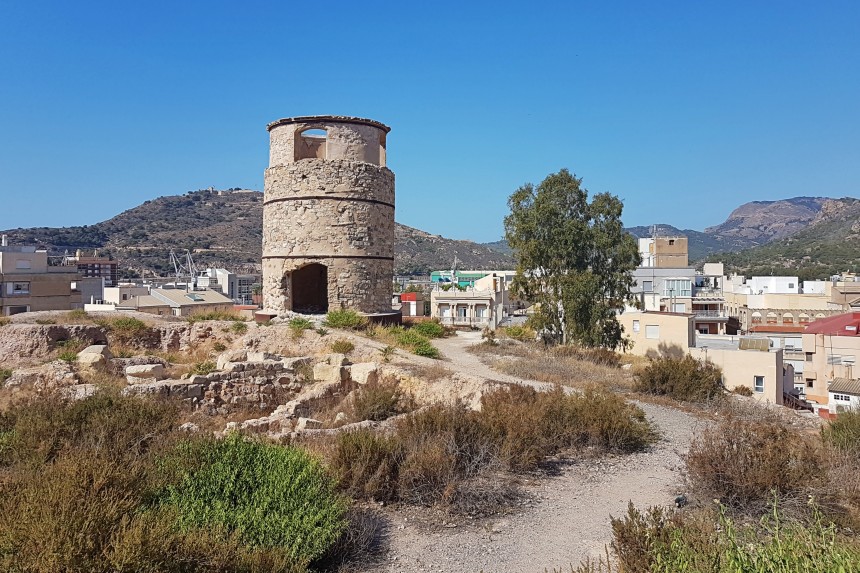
xmin=273 ymin=400 xmax=309 ymax=418
xmin=295 ymin=417 xmax=323 ymax=431
xmin=77 ymin=352 xmax=106 ymax=368
xmin=247 ymin=351 xmax=279 ymax=362
xmin=349 ymin=362 xmax=379 ymax=385
xmin=282 ymin=356 xmax=313 ymax=371
xmin=125 ymin=364 xmax=165 ymax=379
xmin=262 ymin=117 xmax=395 ymax=315
xmin=0 ymin=325 xmax=107 ymax=365
xmin=217 ymin=349 xmax=248 ymax=370
xmin=63 ymin=384 xmax=98 ymax=400
xmin=5 ymin=360 xmax=78 ymax=390
xmin=80 ymin=345 xmax=112 ymax=359
xmin=313 ymin=353 xmax=348 ymax=383
xmin=179 ymin=422 xmax=200 ymax=432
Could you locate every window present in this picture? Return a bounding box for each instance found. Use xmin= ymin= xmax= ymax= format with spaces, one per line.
xmin=440 ymin=304 xmax=451 ymax=318
xmin=827 ymin=354 xmax=842 ymax=365
xmin=457 ymin=306 xmax=467 ymax=319
xmin=754 ymin=375 xmax=765 ymax=393
xmin=7 ymin=282 xmax=30 ymax=295
xmin=6 ymin=305 xmax=28 ymax=315
xmin=788 ymin=283 xmax=795 ymax=289
xmin=15 ymin=260 xmax=31 ymax=270
xmin=475 ymin=305 xmax=486 ymax=318
xmin=645 ymin=325 xmax=660 ymax=339
xmin=663 ymin=279 xmax=691 ymax=297
xmin=669 ymin=239 xmax=675 ymax=245
xmin=642 ymin=280 xmax=653 ymax=293
xmin=833 ymin=393 xmax=852 ymax=402
xmin=806 ymin=379 xmax=814 ymax=388
xmin=805 ymin=352 xmax=813 ymax=362
xmin=672 ymin=303 xmax=685 ymax=313
xmin=632 ymin=320 xmax=640 ymax=333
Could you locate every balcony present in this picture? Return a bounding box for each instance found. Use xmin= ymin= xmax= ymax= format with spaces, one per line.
xmin=438 ymin=316 xmax=491 ymax=328
xmin=693 ymin=309 xmax=728 ymax=319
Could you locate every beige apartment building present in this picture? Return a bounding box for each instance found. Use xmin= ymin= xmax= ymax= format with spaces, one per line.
xmin=619 ymin=309 xmax=791 ymax=405
xmin=800 ymin=312 xmax=860 ymax=409
xmin=0 ymin=241 xmax=81 ymax=315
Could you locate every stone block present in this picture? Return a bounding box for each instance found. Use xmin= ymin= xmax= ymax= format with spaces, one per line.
xmin=63 ymin=384 xmax=98 ymax=400
xmin=125 ymin=363 xmax=165 ymax=379
xmin=273 ymin=400 xmax=308 ymax=418
xmin=282 ymin=356 xmax=313 ymax=371
xmin=216 ymin=349 xmax=247 ymax=370
xmin=79 ymin=345 xmax=112 ymax=359
xmin=295 ymin=417 xmax=323 ymax=431
xmin=349 ymin=362 xmax=379 ymax=385
xmin=126 ymin=375 xmax=158 ymax=385
xmin=77 ymin=352 xmax=106 ymax=369
xmin=247 ymin=351 xmax=279 ymax=362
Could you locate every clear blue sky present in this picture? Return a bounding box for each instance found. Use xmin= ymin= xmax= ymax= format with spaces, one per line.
xmin=1 ymin=1 xmax=858 ymax=243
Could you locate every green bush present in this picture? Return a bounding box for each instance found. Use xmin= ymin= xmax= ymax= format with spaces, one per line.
xmin=634 ymin=355 xmax=723 ymax=402
xmin=66 ymin=308 xmax=90 ymax=321
xmin=822 ymin=410 xmax=860 ymax=456
xmin=230 ymin=321 xmax=248 ymax=335
xmin=611 ymin=501 xmax=860 ymax=573
xmin=57 ymin=350 xmax=78 ymax=363
xmin=212 ymin=342 xmax=227 ymax=352
xmin=394 ymin=329 xmax=441 ymax=358
xmin=324 ymin=309 xmax=367 ymax=330
xmin=0 ymin=369 xmax=11 ymax=386
xmin=96 ymin=316 xmax=150 ymax=345
xmin=35 ymin=318 xmax=56 ymax=325
xmin=501 ymin=325 xmax=535 ymax=341
xmin=288 ymin=317 xmax=314 ymax=338
xmin=410 ymin=321 xmax=445 ymax=338
xmin=330 ymin=339 xmax=355 ymax=354
xmin=186 ymin=310 xmax=246 ymax=323
xmin=161 ymin=433 xmax=347 ymax=563
xmin=191 ymin=361 xmax=217 ymax=375
xmin=0 ymin=317 xmax=9 ymax=327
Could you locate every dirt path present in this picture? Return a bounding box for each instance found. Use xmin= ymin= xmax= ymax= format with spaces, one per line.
xmin=365 ymin=332 xmax=700 ymax=573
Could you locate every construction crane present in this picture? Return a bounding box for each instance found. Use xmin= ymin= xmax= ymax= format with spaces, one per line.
xmin=169 ymin=249 xmax=198 ymax=290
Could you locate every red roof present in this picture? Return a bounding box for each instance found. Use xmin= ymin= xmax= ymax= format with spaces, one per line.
xmin=749 ymin=325 xmax=807 ymax=334
xmin=804 ymin=312 xmax=860 ymax=336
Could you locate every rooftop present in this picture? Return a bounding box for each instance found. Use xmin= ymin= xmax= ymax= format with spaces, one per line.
xmin=804 ymin=312 xmax=860 ymax=336
xmin=829 ymin=377 xmax=860 ymax=395
xmin=267 ymin=115 xmax=390 ymax=133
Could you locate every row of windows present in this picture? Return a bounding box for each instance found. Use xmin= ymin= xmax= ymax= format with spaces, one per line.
xmin=833 ymin=394 xmax=853 ymax=402
xmin=3 ymin=282 xmax=30 ymax=296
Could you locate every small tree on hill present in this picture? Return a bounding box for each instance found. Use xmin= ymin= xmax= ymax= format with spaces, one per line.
xmin=504 ymin=169 xmax=640 ymax=348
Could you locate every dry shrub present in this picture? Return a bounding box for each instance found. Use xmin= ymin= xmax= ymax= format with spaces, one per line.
xmin=330 ymin=338 xmax=355 ymax=354
xmin=494 ymin=351 xmax=631 ymax=390
xmin=686 ymin=416 xmax=822 ymax=511
xmin=635 ymin=355 xmax=723 ymax=402
xmin=822 ymin=409 xmax=860 ymax=456
xmin=404 ymin=362 xmax=453 ymax=382
xmin=550 ymin=345 xmax=621 ymax=367
xmin=350 ymin=380 xmax=411 ymax=422
xmin=731 ymin=385 xmax=753 ymax=397
xmin=331 ymin=387 xmax=655 ymax=511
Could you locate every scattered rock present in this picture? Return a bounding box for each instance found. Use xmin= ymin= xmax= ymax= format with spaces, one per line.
xmin=125 ymin=363 xmax=165 ymax=379
xmin=349 ymin=362 xmax=379 ymax=385
xmin=295 ymin=417 xmax=323 ymax=431
xmin=179 ymin=422 xmax=200 ymax=433
xmin=313 ymin=353 xmax=349 ymax=383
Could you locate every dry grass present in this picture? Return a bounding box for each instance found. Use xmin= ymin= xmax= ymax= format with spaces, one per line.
xmin=403 ymin=363 xmax=454 ymax=383
xmin=470 ymin=342 xmax=632 ymax=391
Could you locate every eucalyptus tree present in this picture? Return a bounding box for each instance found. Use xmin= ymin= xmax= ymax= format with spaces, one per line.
xmin=504 ymin=169 xmax=640 ymax=348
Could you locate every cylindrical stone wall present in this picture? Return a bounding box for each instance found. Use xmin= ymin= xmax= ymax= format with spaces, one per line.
xmin=262 ymin=116 xmax=395 ymax=315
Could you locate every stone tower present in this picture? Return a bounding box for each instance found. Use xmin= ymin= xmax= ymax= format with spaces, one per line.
xmin=262 ymin=115 xmax=395 ymax=316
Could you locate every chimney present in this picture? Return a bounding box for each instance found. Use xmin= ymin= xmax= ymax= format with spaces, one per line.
xmin=1 ymin=235 xmax=6 ymax=247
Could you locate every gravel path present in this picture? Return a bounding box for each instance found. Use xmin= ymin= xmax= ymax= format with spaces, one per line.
xmin=364 ymin=332 xmax=701 ymax=573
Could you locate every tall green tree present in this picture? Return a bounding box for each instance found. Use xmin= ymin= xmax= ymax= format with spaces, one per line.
xmin=504 ymin=169 xmax=640 ymax=348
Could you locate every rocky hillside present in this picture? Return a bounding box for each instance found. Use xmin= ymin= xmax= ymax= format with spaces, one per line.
xmin=710 ymin=198 xmax=860 ymax=280
xmin=703 ymin=197 xmax=829 ymax=243
xmin=1 ymin=189 xmax=513 ymax=277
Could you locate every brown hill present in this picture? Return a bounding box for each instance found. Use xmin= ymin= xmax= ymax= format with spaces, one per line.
xmin=1 ymin=189 xmax=514 ymax=277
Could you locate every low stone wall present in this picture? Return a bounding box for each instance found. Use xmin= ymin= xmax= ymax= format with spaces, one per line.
xmin=0 ymin=325 xmax=107 ymax=364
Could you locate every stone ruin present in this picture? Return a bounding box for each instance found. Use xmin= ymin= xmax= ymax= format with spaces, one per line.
xmin=261 ymin=116 xmax=399 ymax=321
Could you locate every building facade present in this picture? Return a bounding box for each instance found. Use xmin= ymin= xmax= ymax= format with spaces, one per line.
xmin=0 ymin=242 xmax=80 ymax=315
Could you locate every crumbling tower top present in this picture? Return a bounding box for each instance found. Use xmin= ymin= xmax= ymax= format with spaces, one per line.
xmin=267 ymin=115 xmax=390 ymax=168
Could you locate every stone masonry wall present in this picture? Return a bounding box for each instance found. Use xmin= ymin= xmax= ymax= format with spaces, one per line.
xmin=262 ymin=116 xmax=395 ymax=315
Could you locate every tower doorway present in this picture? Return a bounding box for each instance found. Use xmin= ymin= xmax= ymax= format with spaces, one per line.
xmin=291 ymin=263 xmax=328 ymax=313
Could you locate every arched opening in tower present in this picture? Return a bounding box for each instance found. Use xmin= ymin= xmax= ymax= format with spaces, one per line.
xmin=291 ymin=263 xmax=328 ymax=313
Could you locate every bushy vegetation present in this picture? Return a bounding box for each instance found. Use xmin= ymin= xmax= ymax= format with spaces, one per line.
xmin=191 ymin=360 xmax=217 ymax=375
xmin=634 ymin=355 xmax=723 ymax=402
xmin=331 ymin=386 xmax=654 ymax=510
xmin=392 ymin=327 xmax=441 ymax=358
xmin=67 ymin=308 xmax=90 ymax=321
xmin=686 ymin=416 xmax=821 ymax=510
xmin=500 ymin=325 xmax=535 ymax=341
xmin=409 ymin=320 xmax=446 ymax=339
xmin=324 ymin=309 xmax=367 ymax=330
xmin=350 ymin=380 xmax=411 ymax=422
xmin=0 ymin=369 xmax=11 ymax=386
xmin=161 ymin=433 xmax=347 ymax=564
xmin=0 ymin=317 xmax=9 ymax=327
xmin=95 ymin=316 xmax=151 ymax=346
xmin=0 ymin=393 xmax=350 ymax=572
xmin=230 ymin=321 xmax=248 ymax=335
xmin=609 ymin=501 xmax=860 ymax=573
xmin=186 ymin=310 xmax=247 ymax=323
xmin=329 ymin=339 xmax=355 ymax=354
xmin=288 ymin=317 xmax=314 ymax=336
xmin=822 ymin=409 xmax=860 ymax=456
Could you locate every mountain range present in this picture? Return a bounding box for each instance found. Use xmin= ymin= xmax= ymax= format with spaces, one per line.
xmin=1 ymin=192 xmax=858 ymax=279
